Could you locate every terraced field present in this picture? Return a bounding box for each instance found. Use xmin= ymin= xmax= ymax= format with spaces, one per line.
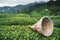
xmin=0 ymin=14 xmax=60 ymax=40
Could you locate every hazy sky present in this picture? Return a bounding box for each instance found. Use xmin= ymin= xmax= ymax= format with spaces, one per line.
xmin=0 ymin=0 xmax=50 ymax=7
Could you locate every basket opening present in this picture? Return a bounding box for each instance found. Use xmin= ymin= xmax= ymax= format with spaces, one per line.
xmin=42 ymin=18 xmax=51 ymax=35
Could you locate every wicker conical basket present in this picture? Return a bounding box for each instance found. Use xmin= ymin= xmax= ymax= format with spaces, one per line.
xmin=30 ymin=16 xmax=54 ymax=36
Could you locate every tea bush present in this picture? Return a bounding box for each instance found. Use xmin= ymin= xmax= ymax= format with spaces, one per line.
xmin=0 ymin=14 xmax=60 ymax=28
xmin=0 ymin=14 xmax=60 ymax=40
xmin=0 ymin=25 xmax=60 ymax=40
xmin=0 ymin=17 xmax=38 ymax=25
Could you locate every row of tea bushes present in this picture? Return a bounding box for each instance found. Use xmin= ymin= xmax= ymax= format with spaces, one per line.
xmin=0 ymin=17 xmax=38 ymax=25
xmin=0 ymin=25 xmax=60 ymax=40
xmin=0 ymin=14 xmax=60 ymax=28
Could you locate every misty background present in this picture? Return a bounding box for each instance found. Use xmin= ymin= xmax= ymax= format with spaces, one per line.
xmin=0 ymin=0 xmax=50 ymax=7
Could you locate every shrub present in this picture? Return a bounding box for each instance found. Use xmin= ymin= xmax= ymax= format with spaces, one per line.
xmin=0 ymin=25 xmax=60 ymax=40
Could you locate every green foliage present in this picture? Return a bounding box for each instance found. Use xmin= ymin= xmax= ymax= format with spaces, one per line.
xmin=0 ymin=25 xmax=60 ymax=40
xmin=15 ymin=13 xmax=30 ymax=17
xmin=0 ymin=14 xmax=60 ymax=27
xmin=49 ymin=16 xmax=60 ymax=27
xmin=48 ymin=6 xmax=60 ymax=15
xmin=39 ymin=9 xmax=49 ymax=15
xmin=0 ymin=17 xmax=38 ymax=25
xmin=30 ymin=11 xmax=40 ymax=16
xmin=0 ymin=14 xmax=60 ymax=40
xmin=0 ymin=14 xmax=15 ymax=18
xmin=0 ymin=1 xmax=60 ymax=39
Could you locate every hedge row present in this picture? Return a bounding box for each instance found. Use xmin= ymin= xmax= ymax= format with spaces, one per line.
xmin=0 ymin=17 xmax=38 ymax=25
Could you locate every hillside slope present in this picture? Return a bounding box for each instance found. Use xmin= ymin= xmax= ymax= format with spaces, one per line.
xmin=0 ymin=0 xmax=60 ymax=16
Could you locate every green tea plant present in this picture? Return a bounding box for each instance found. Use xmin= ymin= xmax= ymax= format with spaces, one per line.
xmin=0 ymin=25 xmax=60 ymax=40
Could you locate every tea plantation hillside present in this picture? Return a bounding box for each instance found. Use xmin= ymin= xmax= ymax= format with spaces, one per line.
xmin=0 ymin=14 xmax=60 ymax=40
xmin=0 ymin=14 xmax=60 ymax=27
